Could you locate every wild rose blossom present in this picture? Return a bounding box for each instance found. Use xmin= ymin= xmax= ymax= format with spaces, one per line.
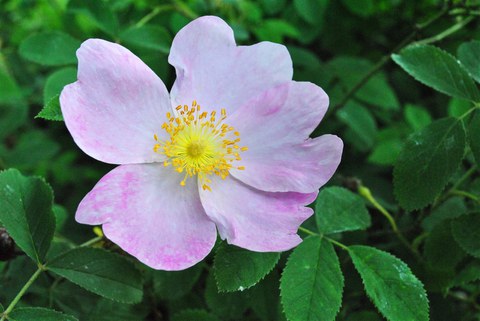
xmin=60 ymin=16 xmax=343 ymax=270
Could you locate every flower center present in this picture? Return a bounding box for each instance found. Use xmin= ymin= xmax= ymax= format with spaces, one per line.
xmin=153 ymin=101 xmax=247 ymax=190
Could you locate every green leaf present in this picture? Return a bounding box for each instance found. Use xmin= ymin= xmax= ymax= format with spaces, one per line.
xmin=0 ymin=70 xmax=27 ymax=139
xmin=392 ymin=44 xmax=480 ymax=102
xmin=329 ymin=57 xmax=399 ymax=110
xmin=337 ymin=101 xmax=378 ymax=151
xmin=448 ymin=98 xmax=472 ymax=118
xmin=457 ymin=40 xmax=480 ymax=83
xmin=451 ymin=213 xmax=480 ymax=258
xmin=394 ymin=117 xmax=466 ymax=210
xmin=345 ymin=311 xmax=382 ymax=321
xmin=43 ymin=68 xmax=77 ymax=105
xmin=153 ymin=263 xmax=203 ymax=300
xmin=171 ymin=310 xmax=222 ymax=321
xmin=214 ymin=243 xmax=280 ymax=292
xmin=421 ymin=197 xmax=466 ymax=232
xmin=453 ymin=261 xmax=480 ymax=286
xmin=368 ymin=139 xmax=403 ymax=165
xmin=247 ymin=270 xmax=283 ymax=321
xmin=37 ymin=94 xmax=63 ymax=121
xmin=293 ymin=0 xmax=328 ymax=25
xmin=404 ymin=104 xmax=432 ymax=131
xmin=120 ymin=25 xmax=171 ymax=54
xmin=469 ymin=110 xmax=480 ymax=166
xmin=281 ymin=236 xmax=344 ymax=321
xmin=315 ymin=187 xmax=371 ymax=234
xmin=254 ymin=19 xmax=300 ymax=43
xmin=204 ymin=273 xmax=248 ymax=320
xmin=424 ymin=221 xmax=465 ymax=271
xmin=341 ymin=0 xmax=375 ymax=17
xmin=0 ymin=169 xmax=55 ymax=263
xmin=9 ymin=307 xmax=78 ymax=321
xmin=48 ymin=247 xmax=143 ymax=303
xmin=349 ymin=245 xmax=429 ymax=321
xmin=19 ymin=31 xmax=80 ymax=66
xmin=0 ymin=69 xmax=23 ymax=104
xmin=68 ymin=0 xmax=119 ymax=36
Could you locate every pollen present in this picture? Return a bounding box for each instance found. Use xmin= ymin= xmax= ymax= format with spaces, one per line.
xmin=153 ymin=101 xmax=247 ymax=189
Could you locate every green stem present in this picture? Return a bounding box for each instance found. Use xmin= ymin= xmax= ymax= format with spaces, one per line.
xmin=358 ymin=186 xmax=421 ymax=259
xmin=434 ymin=164 xmax=478 ymax=207
xmin=450 ymin=190 xmax=480 ymax=202
xmin=323 ymin=236 xmax=350 ymax=251
xmin=135 ymin=5 xmax=174 ymax=27
xmin=0 ymin=266 xmax=44 ymax=320
xmin=327 ymin=7 xmax=449 ymax=117
xmin=298 ymin=227 xmax=350 ymax=250
xmin=79 ymin=235 xmax=103 ymax=247
xmin=414 ymin=16 xmax=475 ymax=45
xmin=298 ymin=226 xmax=317 ymax=236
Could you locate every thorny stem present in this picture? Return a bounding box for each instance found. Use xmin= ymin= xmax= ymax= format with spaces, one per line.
xmin=0 ymin=266 xmax=44 ymax=321
xmin=358 ymin=185 xmax=421 ymax=259
xmin=327 ymin=4 xmax=475 ymax=117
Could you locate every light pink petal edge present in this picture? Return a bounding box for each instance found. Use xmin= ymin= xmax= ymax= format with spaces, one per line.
xmin=76 ymin=164 xmax=217 ymax=270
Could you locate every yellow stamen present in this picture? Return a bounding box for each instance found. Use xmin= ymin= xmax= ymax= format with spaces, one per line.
xmin=153 ymin=101 xmax=247 ymax=190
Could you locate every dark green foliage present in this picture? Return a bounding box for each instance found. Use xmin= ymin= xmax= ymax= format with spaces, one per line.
xmin=0 ymin=169 xmax=55 ymax=263
xmin=349 ymin=246 xmax=429 ymax=321
xmin=48 ymin=247 xmax=143 ymax=303
xmin=2 ymin=1 xmax=480 ymax=320
xmin=214 ymin=243 xmax=280 ymax=292
xmin=280 ymin=236 xmax=344 ymax=321
xmin=315 ymin=187 xmax=371 ymax=234
xmin=394 ymin=118 xmax=466 ymax=210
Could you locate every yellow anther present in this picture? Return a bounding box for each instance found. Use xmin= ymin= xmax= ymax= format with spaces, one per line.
xmin=153 ymin=101 xmax=247 ymax=189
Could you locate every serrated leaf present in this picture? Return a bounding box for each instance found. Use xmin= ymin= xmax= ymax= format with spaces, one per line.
xmin=457 ymin=40 xmax=480 ymax=83
xmin=153 ymin=263 xmax=203 ymax=300
xmin=68 ymin=0 xmax=119 ymax=36
xmin=43 ymin=68 xmax=77 ymax=105
xmin=247 ymin=270 xmax=283 ymax=321
xmin=281 ymin=236 xmax=344 ymax=321
xmin=48 ymin=247 xmax=143 ymax=303
xmin=19 ymin=31 xmax=80 ymax=66
xmin=349 ymin=245 xmax=429 ymax=321
xmin=120 ymin=25 xmax=171 ymax=54
xmin=341 ymin=0 xmax=375 ymax=17
xmin=0 ymin=169 xmax=55 ymax=263
xmin=469 ymin=110 xmax=480 ymax=166
xmin=315 ymin=187 xmax=371 ymax=234
xmin=9 ymin=307 xmax=78 ymax=321
xmin=394 ymin=117 xmax=466 ymax=210
xmin=392 ymin=44 xmax=480 ymax=102
xmin=37 ymin=94 xmax=63 ymax=121
xmin=451 ymin=213 xmax=480 ymax=258
xmin=214 ymin=243 xmax=280 ymax=292
xmin=171 ymin=310 xmax=222 ymax=321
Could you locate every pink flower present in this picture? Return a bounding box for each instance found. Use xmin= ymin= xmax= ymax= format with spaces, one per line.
xmin=60 ymin=16 xmax=343 ymax=270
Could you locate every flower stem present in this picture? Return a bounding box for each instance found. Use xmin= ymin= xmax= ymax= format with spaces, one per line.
xmin=79 ymin=235 xmax=103 ymax=247
xmin=135 ymin=5 xmax=174 ymax=28
xmin=414 ymin=16 xmax=475 ymax=45
xmin=450 ymin=190 xmax=480 ymax=203
xmin=298 ymin=227 xmax=350 ymax=250
xmin=298 ymin=226 xmax=317 ymax=236
xmin=358 ymin=185 xmax=421 ymax=259
xmin=0 ymin=266 xmax=44 ymax=320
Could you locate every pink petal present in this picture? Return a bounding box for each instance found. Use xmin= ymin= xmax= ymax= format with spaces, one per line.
xmin=60 ymin=39 xmax=171 ymax=165
xmin=229 ymin=82 xmax=343 ymax=193
xmin=199 ymin=175 xmax=316 ymax=252
xmin=76 ymin=164 xmax=217 ymax=270
xmin=168 ymin=16 xmax=292 ymax=114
